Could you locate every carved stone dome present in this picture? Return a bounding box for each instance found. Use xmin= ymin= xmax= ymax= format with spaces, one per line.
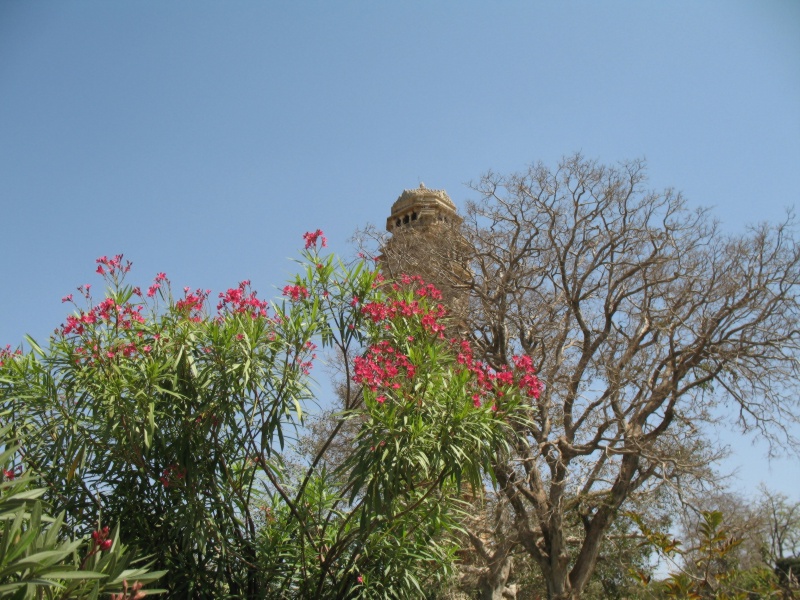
xmin=386 ymin=183 xmax=460 ymax=232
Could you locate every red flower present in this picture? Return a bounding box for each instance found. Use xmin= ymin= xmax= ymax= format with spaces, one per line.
xmin=282 ymin=285 xmax=309 ymax=302
xmin=92 ymin=526 xmax=112 ymax=552
xmin=217 ymin=281 xmax=269 ymax=318
xmin=303 ymin=229 xmax=328 ymax=249
xmin=353 ymin=341 xmax=416 ymax=392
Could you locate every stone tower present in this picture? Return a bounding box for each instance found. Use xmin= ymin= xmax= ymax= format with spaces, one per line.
xmin=385 ymin=183 xmax=461 ymax=233
xmin=382 ymin=184 xmax=469 ymax=328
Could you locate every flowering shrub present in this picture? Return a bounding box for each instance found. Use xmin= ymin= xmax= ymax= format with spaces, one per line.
xmin=339 ymin=271 xmax=539 ymax=521
xmin=0 ymin=231 xmax=539 ymax=599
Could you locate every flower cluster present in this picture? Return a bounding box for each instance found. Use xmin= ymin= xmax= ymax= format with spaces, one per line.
xmin=62 ymin=299 xmax=146 ymax=336
xmin=160 ymin=464 xmax=186 ymax=488
xmin=353 ymin=340 xmax=416 ymax=393
xmin=398 ymin=274 xmax=443 ymax=300
xmin=303 ymin=229 xmax=328 ymax=250
xmin=95 ymin=254 xmax=131 ymax=277
xmin=147 ymin=272 xmax=167 ymax=298
xmin=174 ymin=287 xmax=210 ymax=321
xmin=351 ymin=276 xmax=453 ymax=403
xmin=0 ymin=344 xmax=21 ymax=367
xmin=110 ymin=580 xmax=146 ymax=600
xmin=69 ymin=337 xmax=159 ymax=366
xmin=282 ymin=284 xmax=309 ymax=302
xmin=512 ymin=354 xmax=543 ymax=399
xmin=361 ymin=275 xmax=447 ymax=337
xmin=91 ymin=526 xmax=113 ymax=552
xmin=2 ymin=465 xmax=21 ymax=480
xmin=216 ymin=280 xmax=268 ymax=318
xmin=453 ymin=339 xmax=542 ymax=408
xmin=296 ymin=340 xmax=317 ymax=375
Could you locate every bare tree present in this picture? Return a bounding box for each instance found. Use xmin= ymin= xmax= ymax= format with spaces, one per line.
xmin=676 ymin=486 xmax=800 ymax=593
xmin=677 ymin=490 xmax=766 ymax=573
xmin=370 ymin=154 xmax=800 ymax=599
xmin=759 ymin=486 xmax=800 ymax=566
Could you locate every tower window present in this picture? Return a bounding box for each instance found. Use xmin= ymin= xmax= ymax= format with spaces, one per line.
xmin=403 ymin=215 xmax=410 ymax=224
xmin=411 ymin=212 xmax=417 ymax=221
xmin=395 ymin=219 xmax=401 ymax=227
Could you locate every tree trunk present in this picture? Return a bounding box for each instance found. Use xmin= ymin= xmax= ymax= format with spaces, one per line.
xmin=477 ymin=553 xmax=516 ymax=600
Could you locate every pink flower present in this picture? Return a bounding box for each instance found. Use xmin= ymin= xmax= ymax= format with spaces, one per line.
xmin=91 ymin=526 xmax=112 ymax=551
xmin=302 ymin=229 xmax=328 ymax=249
xmin=282 ymin=285 xmax=309 ymax=302
xmin=217 ymin=282 xmax=269 ymax=318
xmin=61 ymin=294 xmax=73 ymax=303
xmin=353 ymin=341 xmax=416 ymax=392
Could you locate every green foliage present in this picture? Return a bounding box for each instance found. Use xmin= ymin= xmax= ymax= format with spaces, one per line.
xmin=0 ymin=424 xmax=164 ymax=599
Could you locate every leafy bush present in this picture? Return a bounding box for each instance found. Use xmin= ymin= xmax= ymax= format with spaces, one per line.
xmin=0 ymin=424 xmax=164 ymax=599
xmin=0 ymin=235 xmax=539 ymax=598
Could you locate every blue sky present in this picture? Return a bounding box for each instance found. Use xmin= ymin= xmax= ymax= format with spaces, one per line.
xmin=1 ymin=1 xmax=799 ymax=498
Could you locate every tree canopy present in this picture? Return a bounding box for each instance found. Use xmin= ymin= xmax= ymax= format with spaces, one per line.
xmin=376 ymin=154 xmax=800 ymax=599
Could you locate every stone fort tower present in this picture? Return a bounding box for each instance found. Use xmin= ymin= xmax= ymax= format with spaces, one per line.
xmin=382 ymin=184 xmax=469 ymax=326
xmin=385 ymin=183 xmax=461 ymax=233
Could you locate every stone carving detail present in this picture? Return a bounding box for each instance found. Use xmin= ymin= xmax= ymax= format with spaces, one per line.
xmin=386 ymin=184 xmax=459 ymax=232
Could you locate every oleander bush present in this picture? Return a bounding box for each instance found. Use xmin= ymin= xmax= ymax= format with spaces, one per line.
xmin=0 ymin=232 xmax=539 ymax=599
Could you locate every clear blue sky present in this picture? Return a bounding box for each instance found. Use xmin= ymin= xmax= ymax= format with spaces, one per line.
xmin=1 ymin=1 xmax=798 ymax=499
